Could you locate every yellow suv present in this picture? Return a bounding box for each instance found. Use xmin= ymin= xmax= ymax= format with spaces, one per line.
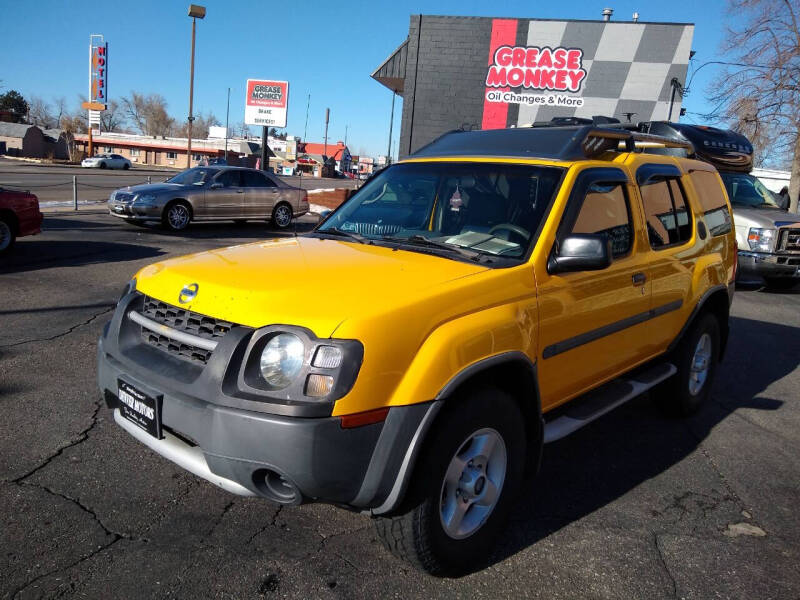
xmin=97 ymin=125 xmax=736 ymax=575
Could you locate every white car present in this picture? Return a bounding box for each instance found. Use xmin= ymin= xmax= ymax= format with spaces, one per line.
xmin=81 ymin=153 xmax=131 ymax=170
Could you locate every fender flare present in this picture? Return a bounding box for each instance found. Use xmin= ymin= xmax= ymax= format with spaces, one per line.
xmin=368 ymin=351 xmax=542 ymax=515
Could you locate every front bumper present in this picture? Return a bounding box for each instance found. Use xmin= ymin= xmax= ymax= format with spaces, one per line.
xmin=108 ymin=201 xmax=162 ymax=221
xmin=97 ymin=293 xmax=434 ymax=510
xmin=737 ymin=251 xmax=800 ymax=283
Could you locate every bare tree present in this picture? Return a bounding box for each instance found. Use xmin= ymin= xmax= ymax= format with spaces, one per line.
xmin=100 ymin=99 xmax=126 ymax=132
xmin=60 ymin=114 xmax=87 ymax=162
xmin=121 ymin=92 xmax=175 ymax=136
xmin=28 ymin=96 xmax=56 ymax=128
xmin=174 ymin=111 xmax=220 ymax=139
xmin=709 ymin=0 xmax=800 ymax=212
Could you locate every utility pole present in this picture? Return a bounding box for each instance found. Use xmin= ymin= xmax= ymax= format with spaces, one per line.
xmin=667 ymin=77 xmax=684 ymax=122
xmin=303 ymin=93 xmax=310 ymax=142
xmin=344 ymin=124 xmax=348 ymax=147
xmin=261 ymin=126 xmax=268 ymax=172
xmin=387 ymin=91 xmax=396 ymax=164
xmin=324 ymin=108 xmax=330 ymax=157
xmin=224 ymin=86 xmax=230 ymax=161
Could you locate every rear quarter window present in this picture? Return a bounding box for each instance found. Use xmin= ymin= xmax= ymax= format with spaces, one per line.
xmin=689 ymin=170 xmax=733 ymax=236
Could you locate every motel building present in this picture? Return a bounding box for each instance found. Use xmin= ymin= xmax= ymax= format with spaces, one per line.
xmin=372 ymin=11 xmax=694 ymax=157
xmin=73 ymin=131 xmax=264 ymax=168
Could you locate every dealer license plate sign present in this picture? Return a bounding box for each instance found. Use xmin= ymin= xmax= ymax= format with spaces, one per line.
xmin=118 ymin=379 xmax=163 ymax=439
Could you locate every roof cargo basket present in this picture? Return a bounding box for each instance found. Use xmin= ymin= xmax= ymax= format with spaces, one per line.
xmin=639 ymin=121 xmax=754 ymax=173
xmin=410 ymin=125 xmax=695 ymax=162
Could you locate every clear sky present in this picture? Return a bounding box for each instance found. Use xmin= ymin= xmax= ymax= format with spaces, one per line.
xmin=1 ymin=0 xmax=731 ymax=157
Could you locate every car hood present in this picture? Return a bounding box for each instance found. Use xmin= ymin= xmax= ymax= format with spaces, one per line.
xmin=133 ymin=236 xmax=490 ymax=337
xmin=115 ymin=183 xmax=189 ymax=195
xmin=733 ymin=206 xmax=800 ymax=230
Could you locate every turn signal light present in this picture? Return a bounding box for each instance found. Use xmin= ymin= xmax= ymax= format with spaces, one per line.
xmin=305 ymin=374 xmax=334 ymax=397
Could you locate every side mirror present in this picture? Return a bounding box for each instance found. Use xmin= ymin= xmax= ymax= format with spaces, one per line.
xmin=317 ymin=209 xmax=333 ymax=225
xmin=548 ymin=234 xmax=613 ymax=274
xmin=209 ymin=182 xmax=223 ymax=189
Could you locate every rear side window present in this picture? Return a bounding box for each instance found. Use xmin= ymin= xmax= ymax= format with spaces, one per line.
xmin=216 ymin=170 xmax=242 ymax=187
xmin=689 ymin=170 xmax=733 ymax=236
xmin=241 ymin=171 xmax=276 ymax=187
xmin=570 ymin=182 xmax=632 ymax=257
xmin=640 ymin=178 xmax=693 ymax=248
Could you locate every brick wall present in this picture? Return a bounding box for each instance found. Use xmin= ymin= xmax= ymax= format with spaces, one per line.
xmin=399 ymin=15 xmax=492 ymax=158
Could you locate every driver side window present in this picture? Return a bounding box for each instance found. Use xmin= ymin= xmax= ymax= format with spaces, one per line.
xmin=570 ymin=182 xmax=633 ymax=258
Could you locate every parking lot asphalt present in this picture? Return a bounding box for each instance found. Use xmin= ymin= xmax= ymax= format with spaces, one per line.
xmin=1 ymin=211 xmax=798 ymax=599
xmin=0 ymin=158 xmax=356 ymax=206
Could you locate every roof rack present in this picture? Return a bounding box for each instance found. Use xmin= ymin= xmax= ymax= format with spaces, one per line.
xmin=409 ymin=125 xmax=695 ymax=162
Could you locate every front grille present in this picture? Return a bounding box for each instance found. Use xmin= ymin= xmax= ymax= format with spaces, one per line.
xmin=138 ymin=295 xmax=235 ymax=364
xmin=781 ymin=228 xmax=800 ymax=253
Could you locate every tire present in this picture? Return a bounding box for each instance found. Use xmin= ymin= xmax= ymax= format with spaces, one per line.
xmin=374 ymin=387 xmax=526 ymax=576
xmin=123 ymin=163 xmax=130 ymax=170
xmin=655 ymin=312 xmax=720 ymax=416
xmin=162 ymin=201 xmax=192 ymax=232
xmin=99 ymin=162 xmax=107 ymax=169
xmin=0 ymin=217 xmax=16 ymax=255
xmin=765 ymin=278 xmax=798 ymax=291
xmin=271 ymin=203 xmax=293 ymax=230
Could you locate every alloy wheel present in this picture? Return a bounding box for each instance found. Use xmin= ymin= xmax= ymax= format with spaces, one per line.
xmin=689 ymin=332 xmax=712 ymax=395
xmin=168 ymin=204 xmax=190 ymax=230
xmin=439 ymin=427 xmax=507 ymax=540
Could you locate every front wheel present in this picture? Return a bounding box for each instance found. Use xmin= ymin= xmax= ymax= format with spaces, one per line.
xmin=123 ymin=163 xmax=130 ymax=170
xmin=655 ymin=312 xmax=720 ymax=416
xmin=0 ymin=217 xmax=16 ymax=254
xmin=374 ymin=388 xmax=526 ymax=575
xmin=99 ymin=162 xmax=107 ymax=169
xmin=271 ymin=203 xmax=293 ymax=229
xmin=162 ymin=201 xmax=192 ymax=232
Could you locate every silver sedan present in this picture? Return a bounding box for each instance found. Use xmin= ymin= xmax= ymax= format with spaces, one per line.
xmin=107 ymin=167 xmax=310 ymax=231
xmin=82 ymin=153 xmax=132 ymax=170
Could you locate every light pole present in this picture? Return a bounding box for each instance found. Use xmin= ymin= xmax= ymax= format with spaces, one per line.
xmin=186 ymin=4 xmax=206 ymax=168
xmin=224 ymin=86 xmax=230 ymax=162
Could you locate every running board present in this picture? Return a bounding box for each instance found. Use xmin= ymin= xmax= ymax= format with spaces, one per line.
xmin=543 ymin=363 xmax=677 ymax=443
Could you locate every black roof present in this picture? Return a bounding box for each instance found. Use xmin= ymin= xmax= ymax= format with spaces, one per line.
xmin=410 ymin=125 xmax=693 ymax=162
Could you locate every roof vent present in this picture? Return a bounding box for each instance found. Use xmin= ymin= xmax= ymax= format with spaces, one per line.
xmin=602 ymin=7 xmax=613 ymax=21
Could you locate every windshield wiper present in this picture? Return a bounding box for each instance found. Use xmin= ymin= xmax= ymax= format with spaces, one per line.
xmin=383 ymin=234 xmax=486 ymax=261
xmin=320 ymin=228 xmax=370 ymax=244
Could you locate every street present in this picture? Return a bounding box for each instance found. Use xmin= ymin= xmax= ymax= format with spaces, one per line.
xmin=0 ymin=158 xmax=357 ymax=206
xmin=1 ymin=211 xmax=799 ymax=599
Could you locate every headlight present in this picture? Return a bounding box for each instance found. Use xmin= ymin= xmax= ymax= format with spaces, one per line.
xmin=259 ymin=333 xmax=305 ymax=388
xmin=134 ymin=194 xmax=157 ymax=205
xmin=747 ymin=228 xmax=776 ymax=252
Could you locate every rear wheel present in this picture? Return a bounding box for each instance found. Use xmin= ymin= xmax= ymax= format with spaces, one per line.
xmin=374 ymin=388 xmax=526 ymax=575
xmin=162 ymin=201 xmax=192 ymax=232
xmin=0 ymin=217 xmax=16 ymax=254
xmin=765 ymin=278 xmax=798 ymax=291
xmin=656 ymin=312 xmax=720 ymax=416
xmin=271 ymin=203 xmax=293 ymax=229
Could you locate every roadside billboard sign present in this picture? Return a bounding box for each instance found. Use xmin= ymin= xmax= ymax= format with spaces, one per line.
xmin=90 ymin=41 xmax=108 ymax=109
xmin=244 ymin=79 xmax=288 ymax=128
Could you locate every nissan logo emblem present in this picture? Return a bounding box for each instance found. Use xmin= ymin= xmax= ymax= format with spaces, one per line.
xmin=178 ymin=283 xmax=199 ymax=304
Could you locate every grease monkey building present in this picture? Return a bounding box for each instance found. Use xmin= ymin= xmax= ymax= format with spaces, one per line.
xmin=372 ymin=14 xmax=694 ymax=157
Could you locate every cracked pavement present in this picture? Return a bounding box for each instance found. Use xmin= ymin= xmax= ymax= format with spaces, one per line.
xmin=1 ymin=211 xmax=799 ymax=599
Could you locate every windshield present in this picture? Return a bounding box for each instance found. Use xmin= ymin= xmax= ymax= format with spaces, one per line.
xmin=166 ymin=168 xmax=215 ymax=186
xmin=316 ymin=162 xmax=563 ymax=261
xmin=719 ymin=172 xmax=782 ymax=209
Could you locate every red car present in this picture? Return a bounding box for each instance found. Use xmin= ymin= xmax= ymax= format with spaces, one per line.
xmin=0 ymin=188 xmax=43 ymax=254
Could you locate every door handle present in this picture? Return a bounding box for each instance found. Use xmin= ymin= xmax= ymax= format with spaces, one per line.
xmin=632 ymin=272 xmax=647 ymax=286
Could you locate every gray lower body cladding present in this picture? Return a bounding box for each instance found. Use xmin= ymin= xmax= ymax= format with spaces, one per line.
xmin=97 ymin=294 xmax=432 ymax=510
